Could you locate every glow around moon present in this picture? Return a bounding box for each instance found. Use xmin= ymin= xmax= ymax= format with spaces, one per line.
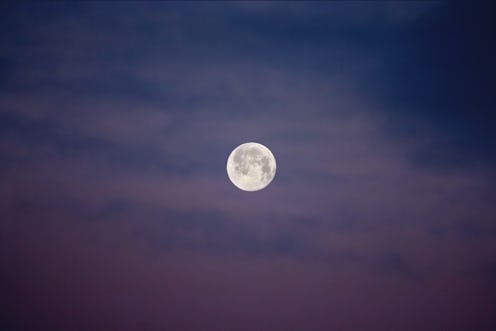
xmin=226 ymin=142 xmax=276 ymax=192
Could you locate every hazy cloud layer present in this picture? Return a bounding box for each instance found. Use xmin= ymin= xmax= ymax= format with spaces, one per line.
xmin=1 ymin=2 xmax=495 ymax=330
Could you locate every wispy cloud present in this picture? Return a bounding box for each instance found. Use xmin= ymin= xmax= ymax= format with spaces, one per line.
xmin=1 ymin=2 xmax=495 ymax=330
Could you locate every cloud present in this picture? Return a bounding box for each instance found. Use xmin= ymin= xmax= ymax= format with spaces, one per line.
xmin=1 ymin=2 xmax=496 ymax=330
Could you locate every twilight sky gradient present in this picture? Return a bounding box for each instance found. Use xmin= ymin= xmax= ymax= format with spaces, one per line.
xmin=1 ymin=2 xmax=496 ymax=330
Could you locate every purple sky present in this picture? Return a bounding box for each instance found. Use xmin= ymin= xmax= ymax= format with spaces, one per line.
xmin=1 ymin=2 xmax=496 ymax=330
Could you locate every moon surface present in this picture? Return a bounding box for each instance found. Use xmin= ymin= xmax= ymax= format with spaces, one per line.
xmin=226 ymin=142 xmax=276 ymax=192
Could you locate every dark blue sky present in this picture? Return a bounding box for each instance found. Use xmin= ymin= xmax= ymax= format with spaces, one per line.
xmin=1 ymin=2 xmax=495 ymax=330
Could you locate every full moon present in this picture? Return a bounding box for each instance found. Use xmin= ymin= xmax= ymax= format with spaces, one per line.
xmin=226 ymin=142 xmax=277 ymax=192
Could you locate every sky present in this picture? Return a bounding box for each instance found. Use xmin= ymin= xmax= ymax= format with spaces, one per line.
xmin=1 ymin=2 xmax=495 ymax=330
